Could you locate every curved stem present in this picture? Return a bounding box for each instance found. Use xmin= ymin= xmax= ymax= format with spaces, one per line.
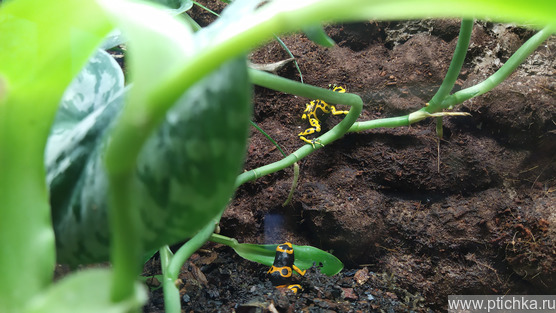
xmin=439 ymin=25 xmax=554 ymax=109
xmin=160 ymin=219 xmax=216 ymax=313
xmin=237 ymin=69 xmax=363 ymax=187
xmin=427 ymin=18 xmax=473 ymax=111
xmin=168 ymin=220 xmax=216 ymax=278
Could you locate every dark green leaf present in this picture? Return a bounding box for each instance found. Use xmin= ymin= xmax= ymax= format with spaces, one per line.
xmin=47 ymin=49 xmax=126 ymax=264
xmin=48 ymin=54 xmax=252 ymax=265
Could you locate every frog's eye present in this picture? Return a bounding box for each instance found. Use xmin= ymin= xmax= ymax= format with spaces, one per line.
xmin=302 ymin=114 xmax=308 ymax=120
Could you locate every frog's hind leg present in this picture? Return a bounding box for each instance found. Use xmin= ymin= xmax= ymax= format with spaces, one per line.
xmin=328 ymin=85 xmax=348 ymax=115
xmin=298 ymin=118 xmax=323 ymax=147
xmin=298 ymin=124 xmax=319 ymax=145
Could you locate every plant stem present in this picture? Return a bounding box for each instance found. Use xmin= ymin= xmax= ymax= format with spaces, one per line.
xmin=160 ymin=246 xmax=181 ymax=313
xmin=192 ymin=1 xmax=218 ymax=16
xmin=169 ymin=220 xmax=216 ymax=278
xmin=283 ymin=162 xmax=300 ymax=206
xmin=108 ymin=174 xmax=143 ymax=302
xmin=209 ymin=233 xmax=240 ymax=247
xmin=160 ymin=219 xmax=216 ymax=313
xmin=439 ymin=25 xmax=555 ymax=109
xmin=249 ymin=68 xmax=359 ymax=104
xmin=348 ymin=115 xmax=411 ymax=132
xmin=427 ymin=18 xmax=473 ymax=111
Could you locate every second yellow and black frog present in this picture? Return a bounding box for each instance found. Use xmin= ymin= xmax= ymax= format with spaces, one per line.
xmin=267 ymin=242 xmax=306 ymax=293
xmin=298 ymin=85 xmax=349 ymax=147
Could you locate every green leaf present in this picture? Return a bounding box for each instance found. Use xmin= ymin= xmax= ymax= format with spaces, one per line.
xmin=48 ymin=53 xmax=252 ymax=265
xmin=293 ymin=245 xmax=344 ymax=275
xmin=0 ymin=0 xmax=112 ymax=311
xmin=24 ymin=269 xmax=147 ymax=313
xmin=96 ymin=3 xmax=254 ymax=291
xmin=46 ymin=49 xmax=126 ymax=264
xmin=211 ymin=235 xmax=344 ymax=276
xmin=303 ymin=24 xmax=335 ymax=47
xmin=133 ymin=56 xmax=252 ymax=258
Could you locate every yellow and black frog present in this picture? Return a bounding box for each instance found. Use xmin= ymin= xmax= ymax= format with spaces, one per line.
xmin=267 ymin=242 xmax=306 ymax=293
xmin=298 ymin=85 xmax=349 ymax=147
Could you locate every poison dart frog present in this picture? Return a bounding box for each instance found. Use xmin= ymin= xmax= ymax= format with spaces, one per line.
xmin=267 ymin=242 xmax=306 ymax=294
xmin=298 ymin=85 xmax=349 ymax=147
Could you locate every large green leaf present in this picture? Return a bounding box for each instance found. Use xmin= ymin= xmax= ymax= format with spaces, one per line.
xmin=0 ymin=0 xmax=112 ymax=311
xmin=133 ymin=56 xmax=252 ymax=257
xmin=47 ymin=50 xmax=252 ymax=264
xmin=24 ymin=269 xmax=147 ymax=313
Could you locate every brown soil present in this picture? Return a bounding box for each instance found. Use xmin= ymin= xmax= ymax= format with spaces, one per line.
xmin=143 ymin=2 xmax=556 ymax=312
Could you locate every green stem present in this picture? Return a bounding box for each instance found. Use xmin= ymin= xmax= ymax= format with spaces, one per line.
xmin=108 ymin=174 xmax=143 ymax=302
xmin=168 ymin=220 xmax=216 ymax=278
xmin=439 ymin=25 xmax=554 ymax=110
xmin=192 ymin=1 xmax=218 ymax=16
xmin=209 ymin=233 xmax=239 ymax=248
xmin=160 ymin=246 xmax=180 ymax=313
xmin=348 ymin=115 xmax=410 ymax=132
xmin=183 ymin=13 xmax=202 ymax=31
xmin=283 ymin=162 xmax=300 ymax=207
xmin=160 ymin=219 xmax=216 ymax=313
xmin=427 ymin=18 xmax=473 ymax=111
xmin=249 ymin=68 xmax=359 ymax=104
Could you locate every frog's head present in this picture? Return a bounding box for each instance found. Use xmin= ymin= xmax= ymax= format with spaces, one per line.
xmin=301 ymin=102 xmax=314 ymax=120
